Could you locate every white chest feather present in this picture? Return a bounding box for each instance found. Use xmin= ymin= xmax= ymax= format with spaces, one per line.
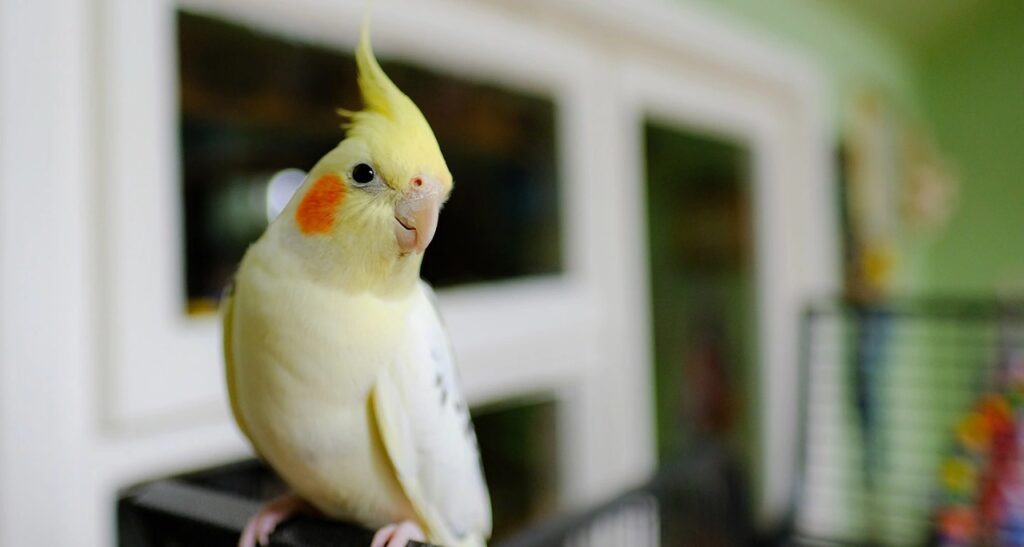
xmin=229 ymin=249 xmax=416 ymax=526
xmin=227 ymin=239 xmax=491 ymax=543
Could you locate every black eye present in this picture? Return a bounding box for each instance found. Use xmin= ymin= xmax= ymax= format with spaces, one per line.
xmin=352 ymin=163 xmax=375 ymax=185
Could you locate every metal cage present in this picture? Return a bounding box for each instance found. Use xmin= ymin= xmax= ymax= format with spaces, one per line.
xmin=791 ymin=299 xmax=1024 ymax=546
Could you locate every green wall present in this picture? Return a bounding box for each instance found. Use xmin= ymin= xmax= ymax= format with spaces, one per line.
xmin=684 ymin=0 xmax=1024 ymax=296
xmin=682 ymin=0 xmax=924 ymax=128
xmin=919 ymin=2 xmax=1024 ymax=295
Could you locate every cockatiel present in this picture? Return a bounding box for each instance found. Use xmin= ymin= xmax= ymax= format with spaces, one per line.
xmin=222 ymin=16 xmax=492 ymax=547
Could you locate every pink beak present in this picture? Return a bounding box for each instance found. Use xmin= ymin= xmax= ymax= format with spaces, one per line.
xmin=394 ymin=176 xmax=443 ymax=254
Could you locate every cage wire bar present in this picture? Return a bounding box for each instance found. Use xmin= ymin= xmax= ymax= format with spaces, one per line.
xmin=791 ymin=299 xmax=1024 ymax=546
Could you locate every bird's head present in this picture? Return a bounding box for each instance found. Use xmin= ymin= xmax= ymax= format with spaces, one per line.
xmin=275 ymin=19 xmax=452 ymax=294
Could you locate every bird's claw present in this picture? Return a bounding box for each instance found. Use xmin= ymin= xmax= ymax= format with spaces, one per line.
xmin=370 ymin=520 xmax=426 ymax=547
xmin=238 ymin=493 xmax=310 ymax=547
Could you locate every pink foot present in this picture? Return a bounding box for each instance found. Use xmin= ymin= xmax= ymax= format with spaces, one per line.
xmin=370 ymin=520 xmax=426 ymax=547
xmin=238 ymin=493 xmax=311 ymax=547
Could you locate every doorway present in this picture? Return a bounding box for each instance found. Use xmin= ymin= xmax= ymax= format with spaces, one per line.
xmin=644 ymin=122 xmax=758 ymax=484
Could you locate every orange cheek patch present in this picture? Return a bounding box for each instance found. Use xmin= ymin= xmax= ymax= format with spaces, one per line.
xmin=296 ymin=174 xmax=346 ymax=234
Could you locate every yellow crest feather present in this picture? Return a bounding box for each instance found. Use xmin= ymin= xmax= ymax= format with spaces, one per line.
xmin=355 ymin=15 xmax=402 ymax=116
xmin=342 ymin=10 xmax=451 ymax=192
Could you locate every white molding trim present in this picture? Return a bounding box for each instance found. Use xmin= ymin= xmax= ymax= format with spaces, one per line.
xmin=1 ymin=0 xmax=98 ymax=544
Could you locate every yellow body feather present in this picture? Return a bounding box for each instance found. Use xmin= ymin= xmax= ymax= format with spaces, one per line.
xmin=223 ymin=14 xmax=490 ymax=547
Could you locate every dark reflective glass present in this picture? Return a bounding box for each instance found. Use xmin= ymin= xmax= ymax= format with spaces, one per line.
xmin=473 ymin=399 xmax=560 ymax=542
xmin=178 ymin=11 xmax=562 ymax=313
xmin=644 ymin=122 xmax=757 ymax=476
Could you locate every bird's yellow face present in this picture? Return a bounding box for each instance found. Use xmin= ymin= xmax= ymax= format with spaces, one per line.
xmin=295 ymin=129 xmax=452 ymax=253
xmin=278 ymin=20 xmax=452 ymax=294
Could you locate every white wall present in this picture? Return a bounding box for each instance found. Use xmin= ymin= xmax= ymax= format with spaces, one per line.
xmin=0 ymin=0 xmax=98 ymax=543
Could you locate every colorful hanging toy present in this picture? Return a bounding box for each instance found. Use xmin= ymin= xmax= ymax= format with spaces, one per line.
xmin=934 ymin=351 xmax=1024 ymax=546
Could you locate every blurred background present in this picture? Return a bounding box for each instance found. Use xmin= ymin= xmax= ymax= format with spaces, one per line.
xmin=2 ymin=0 xmax=1023 ymax=545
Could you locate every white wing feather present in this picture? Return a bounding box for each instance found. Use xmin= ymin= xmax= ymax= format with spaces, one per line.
xmin=372 ymin=281 xmax=492 ymax=547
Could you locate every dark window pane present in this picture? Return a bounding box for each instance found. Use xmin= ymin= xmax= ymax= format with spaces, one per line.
xmin=178 ymin=11 xmax=562 ymax=313
xmin=473 ymin=399 xmax=560 ymax=542
xmin=644 ymin=122 xmax=758 ymax=479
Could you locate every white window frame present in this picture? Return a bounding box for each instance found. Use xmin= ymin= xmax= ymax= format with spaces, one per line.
xmin=613 ymin=60 xmax=837 ymax=523
xmin=99 ymin=0 xmax=623 ymax=506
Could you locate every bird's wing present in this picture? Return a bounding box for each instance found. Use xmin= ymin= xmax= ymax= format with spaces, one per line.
xmin=221 ymin=284 xmax=254 ymax=445
xmin=372 ymin=282 xmax=492 ymax=547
